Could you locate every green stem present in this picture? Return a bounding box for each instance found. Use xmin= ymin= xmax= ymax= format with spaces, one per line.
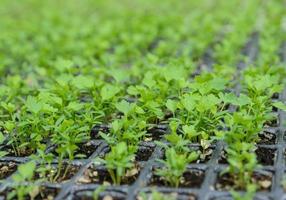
xmin=62 ymin=162 xmax=70 ymax=180
xmin=53 ymin=156 xmax=63 ymax=182
xmin=108 ymin=169 xmax=116 ymax=184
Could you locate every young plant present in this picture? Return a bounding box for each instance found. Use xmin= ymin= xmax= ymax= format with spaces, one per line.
xmin=8 ymin=161 xmax=39 ymax=200
xmin=156 ymin=120 xmax=190 ymax=154
xmin=92 ymin=186 xmax=106 ymax=200
xmin=139 ymin=190 xmax=176 ymax=200
xmin=155 ymin=147 xmax=198 ymax=187
xmin=31 ymin=149 xmax=55 ymax=182
xmin=231 ymin=183 xmax=256 ymax=200
xmin=95 ymin=142 xmax=136 ymax=185
xmin=52 ymin=118 xmax=89 ymax=182
xmin=224 ymin=142 xmax=259 ymax=189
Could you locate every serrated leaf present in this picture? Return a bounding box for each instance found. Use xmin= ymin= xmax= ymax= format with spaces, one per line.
xmin=26 ymin=96 xmax=42 ymax=114
xmin=166 ymin=99 xmax=177 ymax=113
xmin=115 ymin=100 xmax=132 ymax=115
xmin=55 ymin=58 xmax=73 ymax=72
xmin=67 ymin=102 xmax=84 ymax=111
xmin=127 ymin=86 xmax=139 ymax=95
xmin=73 ymin=75 xmax=94 ymax=89
xmin=100 ymin=84 xmax=120 ymax=101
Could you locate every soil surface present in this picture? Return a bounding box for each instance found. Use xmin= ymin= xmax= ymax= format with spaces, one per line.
xmin=255 ymin=147 xmax=275 ymax=165
xmin=78 ymin=165 xmax=140 ymax=185
xmin=35 ymin=165 xmax=80 ymax=183
xmin=0 ymin=162 xmax=17 ymax=179
xmin=149 ymin=169 xmax=205 ymax=188
xmin=216 ymin=172 xmax=272 ymax=191
xmin=135 ymin=146 xmax=155 ymax=161
xmin=76 ymin=142 xmax=98 ymax=157
xmin=0 ymin=186 xmax=59 ymax=200
xmin=4 ymin=146 xmax=34 ymax=157
xmin=257 ymin=131 xmax=276 ymax=145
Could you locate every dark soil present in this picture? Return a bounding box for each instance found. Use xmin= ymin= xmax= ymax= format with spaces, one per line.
xmin=218 ymin=150 xmax=228 ymax=164
xmin=0 ymin=186 xmax=59 ymax=200
xmin=135 ymin=145 xmax=155 ymax=161
xmin=75 ymin=142 xmax=99 ymax=157
xmin=149 ymin=169 xmax=205 ymax=188
xmin=0 ymin=162 xmax=17 ymax=179
xmin=255 ymin=147 xmax=276 ymax=165
xmin=35 ymin=187 xmax=60 ymax=200
xmin=215 ymin=172 xmax=272 ymax=191
xmin=272 ymin=105 xmax=278 ymax=112
xmin=219 ymin=147 xmax=276 ymax=165
xmin=145 ymin=125 xmax=168 ymax=141
xmin=78 ymin=165 xmax=140 ymax=185
xmin=4 ymin=146 xmax=34 ymax=157
xmin=264 ymin=117 xmax=279 ymax=127
xmin=52 ymin=142 xmax=100 ymax=158
xmin=35 ymin=164 xmax=80 ymax=183
xmin=271 ymin=93 xmax=280 ymax=100
xmin=90 ymin=125 xmax=110 ymax=139
xmin=258 ymin=131 xmax=276 ymax=145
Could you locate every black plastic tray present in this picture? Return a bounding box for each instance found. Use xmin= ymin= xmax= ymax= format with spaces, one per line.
xmin=0 ymin=34 xmax=285 ymax=200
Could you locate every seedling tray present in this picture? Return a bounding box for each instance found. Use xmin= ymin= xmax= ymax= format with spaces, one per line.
xmin=0 ymin=36 xmax=285 ymax=200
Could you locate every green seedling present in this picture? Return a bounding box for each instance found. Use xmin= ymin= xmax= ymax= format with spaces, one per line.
xmin=155 ymin=147 xmax=198 ymax=187
xmin=224 ymin=142 xmax=259 ymax=189
xmin=93 ymin=186 xmax=106 ymax=200
xmin=95 ymin=142 xmax=136 ymax=185
xmin=139 ymin=190 xmax=176 ymax=200
xmin=8 ymin=161 xmax=39 ymax=200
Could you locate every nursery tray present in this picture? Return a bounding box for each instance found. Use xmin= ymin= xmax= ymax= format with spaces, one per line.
xmin=0 ymin=35 xmax=285 ymax=200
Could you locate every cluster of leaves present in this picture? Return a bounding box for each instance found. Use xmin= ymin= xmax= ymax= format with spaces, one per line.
xmin=94 ymin=142 xmax=136 ymax=185
xmin=0 ymin=0 xmax=285 ymax=199
xmin=220 ymin=1 xmax=286 ymax=199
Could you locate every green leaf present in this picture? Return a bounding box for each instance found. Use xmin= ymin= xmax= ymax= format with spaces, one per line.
xmin=127 ymin=86 xmax=139 ymax=95
xmin=236 ymin=94 xmax=251 ymax=106
xmin=101 ymin=84 xmax=120 ymax=101
xmin=55 ymin=58 xmax=73 ymax=72
xmin=0 ymin=151 xmax=8 ymax=158
xmin=67 ymin=102 xmax=84 ymax=111
xmin=26 ymin=96 xmax=42 ymax=114
xmin=142 ymin=72 xmax=156 ymax=88
xmin=38 ymin=92 xmax=62 ymax=106
xmin=42 ymin=103 xmax=58 ymax=113
xmin=182 ymin=125 xmax=200 ymax=139
xmin=109 ymin=68 xmax=128 ymax=82
xmin=209 ymin=77 xmax=227 ymax=91
xmin=163 ymin=66 xmax=185 ymax=82
xmin=187 ymin=151 xmax=199 ymax=162
xmin=166 ymin=99 xmax=177 ymax=113
xmin=116 ymin=100 xmax=132 ymax=115
xmin=17 ymin=161 xmax=36 ymax=180
xmin=273 ymin=101 xmax=286 ymax=111
xmin=181 ymin=95 xmax=195 ymax=112
xmin=73 ymin=75 xmax=94 ymax=89
xmin=0 ymin=133 xmax=5 ymax=144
